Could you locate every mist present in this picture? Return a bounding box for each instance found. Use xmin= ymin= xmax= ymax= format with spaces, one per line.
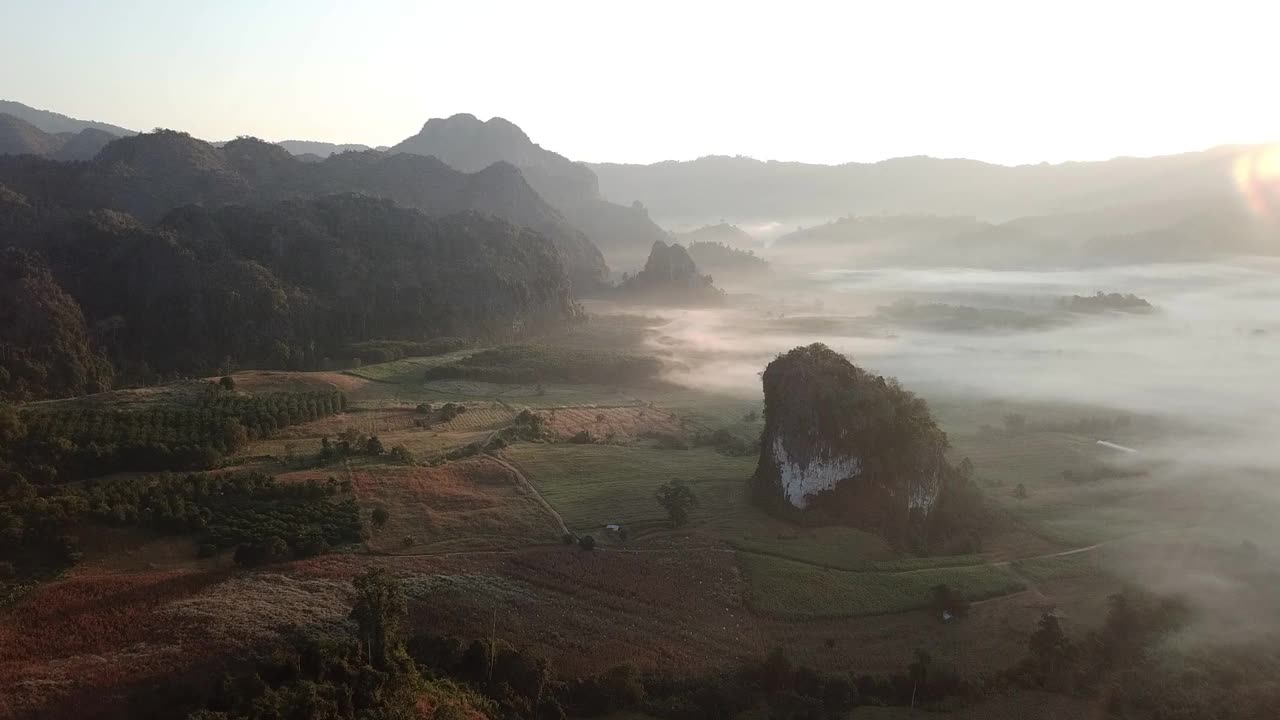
xmin=620 ymin=255 xmax=1280 ymax=631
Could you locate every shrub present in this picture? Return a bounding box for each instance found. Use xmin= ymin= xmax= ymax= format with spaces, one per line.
xmin=219 ymin=376 xmax=236 ymax=391
xmin=390 ymin=444 xmax=415 ymax=465
xmin=655 ymin=479 xmax=698 ymax=527
xmin=569 ymin=430 xmax=593 ymax=444
xmin=561 ymin=532 xmax=576 ymax=545
xmin=372 ymin=507 xmax=390 ymax=528
xmin=197 ymin=543 xmax=219 ymax=558
xmin=578 ymin=535 xmax=596 ymax=551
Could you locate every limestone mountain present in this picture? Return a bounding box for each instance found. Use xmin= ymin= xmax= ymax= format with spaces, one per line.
xmin=617 ymin=241 xmax=724 ymax=305
xmin=389 ymin=113 xmax=668 ymax=269
xmin=0 ymin=130 xmax=608 ymax=288
xmin=751 ymin=343 xmax=949 ymax=533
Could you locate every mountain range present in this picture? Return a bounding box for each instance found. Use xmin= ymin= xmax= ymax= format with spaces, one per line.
xmin=0 ymin=129 xmax=608 ymax=288
xmin=3 ymin=98 xmax=1276 ymax=274
xmin=589 ymin=147 xmax=1257 ymax=225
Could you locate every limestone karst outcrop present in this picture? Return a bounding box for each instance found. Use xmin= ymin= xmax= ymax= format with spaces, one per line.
xmin=751 ymin=343 xmax=949 ymax=531
xmin=616 ymin=241 xmax=725 ymax=305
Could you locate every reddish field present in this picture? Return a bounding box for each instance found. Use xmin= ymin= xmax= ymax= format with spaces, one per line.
xmin=351 ymin=457 xmax=562 ymax=552
xmin=0 ymin=570 xmax=229 ymax=719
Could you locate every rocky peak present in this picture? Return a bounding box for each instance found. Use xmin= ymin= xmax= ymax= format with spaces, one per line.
xmin=752 ymin=344 xmax=947 ymax=523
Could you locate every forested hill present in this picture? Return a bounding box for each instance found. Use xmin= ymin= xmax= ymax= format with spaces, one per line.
xmin=389 ymin=113 xmax=670 ymax=270
xmin=0 ymin=130 xmax=608 ymax=289
xmin=0 ymin=190 xmax=576 ymax=400
xmin=0 ymin=113 xmax=118 ymax=161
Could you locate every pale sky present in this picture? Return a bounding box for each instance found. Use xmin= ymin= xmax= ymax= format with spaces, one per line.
xmin=2 ymin=0 xmax=1277 ymax=166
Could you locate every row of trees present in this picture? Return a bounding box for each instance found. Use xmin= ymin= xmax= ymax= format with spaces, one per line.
xmin=0 ymin=471 xmax=361 ymax=581
xmin=1 ymin=389 xmax=346 ymax=482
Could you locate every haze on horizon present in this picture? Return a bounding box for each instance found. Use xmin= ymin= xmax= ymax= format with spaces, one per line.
xmin=3 ymin=0 xmax=1278 ymax=166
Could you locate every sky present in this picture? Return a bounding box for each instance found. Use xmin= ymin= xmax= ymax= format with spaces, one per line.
xmin=2 ymin=0 xmax=1278 ymax=166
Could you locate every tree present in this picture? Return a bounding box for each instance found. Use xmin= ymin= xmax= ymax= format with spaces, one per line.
xmin=219 ymin=375 xmax=236 ymax=391
xmin=372 ymin=506 xmax=390 ymax=529
xmin=365 ymin=435 xmax=385 ymax=455
xmin=350 ymin=568 xmax=407 ymax=670
xmin=578 ymin=534 xmax=596 ymax=551
xmin=1003 ymin=413 xmax=1027 ymax=434
xmin=1028 ymin=612 xmax=1075 ymax=689
xmin=1013 ymin=483 xmax=1028 ymax=499
xmin=655 ymin=479 xmax=698 ymax=527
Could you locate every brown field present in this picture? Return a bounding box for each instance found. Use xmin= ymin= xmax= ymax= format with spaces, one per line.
xmin=0 ymin=570 xmax=229 ymax=719
xmin=351 ymin=457 xmax=562 ymax=552
xmin=541 ymin=405 xmax=684 ymax=443
xmin=385 ymin=546 xmax=767 ymax=676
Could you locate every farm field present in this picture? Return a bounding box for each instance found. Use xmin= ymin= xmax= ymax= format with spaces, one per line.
xmin=503 ymin=443 xmax=755 ymax=537
xmin=3 ymin=306 xmax=1220 ymax=720
xmin=738 ymin=553 xmax=1026 ymax=618
xmin=349 ymin=457 xmax=562 ymax=552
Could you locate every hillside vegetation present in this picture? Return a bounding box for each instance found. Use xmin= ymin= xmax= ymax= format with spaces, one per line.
xmin=0 ymin=190 xmax=576 ymax=397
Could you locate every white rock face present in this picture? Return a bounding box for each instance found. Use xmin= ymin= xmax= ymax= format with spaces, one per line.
xmin=908 ymin=464 xmax=942 ymax=512
xmin=772 ymin=435 xmax=862 ymax=508
xmin=771 ymin=435 xmax=942 ymax=512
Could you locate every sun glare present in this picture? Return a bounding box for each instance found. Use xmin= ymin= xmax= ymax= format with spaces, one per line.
xmin=1233 ymin=144 xmax=1280 ymax=219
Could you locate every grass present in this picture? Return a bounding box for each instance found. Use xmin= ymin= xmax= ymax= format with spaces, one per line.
xmin=1010 ymin=550 xmax=1100 ymax=583
xmin=505 ymin=443 xmax=754 ymax=533
xmin=738 ymin=553 xmax=1025 ymax=618
xmin=345 ymin=350 xmax=477 ymax=383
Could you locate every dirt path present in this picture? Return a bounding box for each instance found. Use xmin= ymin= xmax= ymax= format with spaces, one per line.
xmin=486 ymin=452 xmax=571 ymax=537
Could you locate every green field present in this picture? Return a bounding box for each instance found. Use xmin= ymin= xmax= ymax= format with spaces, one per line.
xmin=504 ymin=442 xmax=970 ymax=569
xmin=739 ymin=553 xmax=1025 ymax=618
xmin=1009 ymin=550 xmax=1100 ymax=582
xmin=504 ymin=443 xmax=755 ymax=534
xmin=345 ymin=350 xmax=478 ymax=383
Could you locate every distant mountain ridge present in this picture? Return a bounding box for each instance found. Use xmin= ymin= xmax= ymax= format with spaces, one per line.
xmin=0 ymin=113 xmax=118 ymax=161
xmin=390 ymin=113 xmax=670 ymax=271
xmin=276 ymin=140 xmax=390 ymax=157
xmin=589 ymin=146 xmax=1257 ymax=225
xmin=0 ymin=99 xmax=134 ymax=137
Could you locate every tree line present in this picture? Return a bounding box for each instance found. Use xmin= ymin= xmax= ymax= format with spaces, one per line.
xmin=1 ymin=387 xmax=346 ymax=482
xmin=0 ymin=470 xmax=361 ymax=588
